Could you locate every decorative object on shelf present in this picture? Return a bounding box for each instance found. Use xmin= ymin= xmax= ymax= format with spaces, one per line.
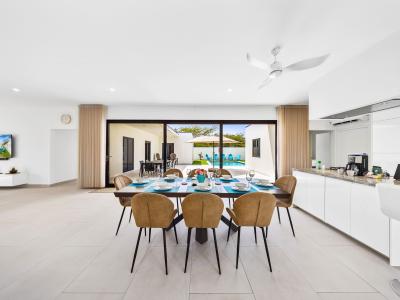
xmin=60 ymin=114 xmax=72 ymax=125
xmin=196 ymin=169 xmax=206 ymax=183
xmin=8 ymin=167 xmax=18 ymax=174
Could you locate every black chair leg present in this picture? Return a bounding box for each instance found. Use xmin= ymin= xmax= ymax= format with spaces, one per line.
xmin=115 ymin=207 xmax=126 ymax=236
xmin=129 ymin=208 xmax=132 ymax=223
xmin=228 ymin=198 xmax=231 ymax=208
xmin=286 ymin=208 xmax=295 ymax=237
xmin=212 ymin=228 xmax=221 ymax=275
xmin=173 ymin=220 xmax=179 ymax=244
xmin=184 ymin=228 xmax=192 ymax=273
xmin=236 ymin=226 xmax=241 ymax=269
xmin=265 ymin=226 xmax=269 ymax=239
xmin=227 ymin=218 xmax=232 ymax=242
xmin=261 ymin=227 xmax=272 ymax=272
xmin=277 ymin=207 xmax=281 ymax=224
xmin=149 ymin=228 xmax=151 ymax=243
xmin=253 ymin=226 xmax=257 ymax=244
xmin=145 ymin=228 xmax=147 ymax=236
xmin=162 ymin=229 xmax=168 ymax=275
xmin=130 ymin=227 xmax=143 ymax=273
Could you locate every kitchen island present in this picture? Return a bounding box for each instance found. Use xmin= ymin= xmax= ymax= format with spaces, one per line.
xmin=293 ymin=168 xmax=400 ymax=266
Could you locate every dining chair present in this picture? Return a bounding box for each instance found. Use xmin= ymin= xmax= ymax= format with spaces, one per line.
xmin=164 ymin=168 xmax=184 ymax=215
xmin=181 ymin=193 xmax=224 ymax=274
xmin=216 ymin=168 xmax=232 ymax=177
xmin=130 ymin=193 xmax=178 ymax=275
xmin=113 ymin=175 xmax=133 ymax=236
xmin=155 ymin=153 xmax=161 ymax=160
xmin=274 ymin=176 xmax=297 ymax=237
xmin=226 ymin=192 xmax=276 ymax=271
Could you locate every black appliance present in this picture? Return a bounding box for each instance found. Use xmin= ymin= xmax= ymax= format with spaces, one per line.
xmin=394 ymin=164 xmax=400 ymax=181
xmin=346 ymin=154 xmax=368 ymax=176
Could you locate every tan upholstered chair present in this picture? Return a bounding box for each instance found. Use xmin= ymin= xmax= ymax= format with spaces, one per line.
xmin=188 ymin=169 xmax=208 ymax=178
xmin=216 ymin=168 xmax=232 ymax=177
xmin=113 ymin=175 xmax=134 ymax=236
xmin=155 ymin=153 xmax=161 ymax=160
xmin=226 ymin=192 xmax=276 ymax=271
xmin=182 ymin=193 xmax=224 ymax=274
xmin=130 ymin=193 xmax=178 ymax=275
xmin=274 ymin=176 xmax=297 ymax=237
xmin=164 ymin=168 xmax=183 ymax=178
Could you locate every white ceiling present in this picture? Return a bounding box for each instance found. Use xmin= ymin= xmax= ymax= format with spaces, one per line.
xmin=1 ymin=0 xmax=400 ymax=106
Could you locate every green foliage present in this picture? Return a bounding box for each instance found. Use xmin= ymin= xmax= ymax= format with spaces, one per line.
xmin=192 ymin=159 xmax=209 ymax=165
xmin=175 ymin=126 xmax=217 ymax=137
xmin=224 ymin=133 xmax=245 ymax=147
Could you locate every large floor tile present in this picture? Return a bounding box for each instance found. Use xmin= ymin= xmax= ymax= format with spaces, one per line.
xmin=56 ymin=293 xmax=124 ymax=300
xmin=318 ymin=292 xmax=387 ymax=300
xmin=190 ymin=294 xmax=255 ymax=300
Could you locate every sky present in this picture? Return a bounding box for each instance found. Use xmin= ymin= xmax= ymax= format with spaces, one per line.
xmin=170 ymin=124 xmax=247 ymax=135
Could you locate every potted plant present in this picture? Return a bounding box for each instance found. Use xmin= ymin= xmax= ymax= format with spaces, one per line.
xmin=196 ymin=169 xmax=206 ymax=183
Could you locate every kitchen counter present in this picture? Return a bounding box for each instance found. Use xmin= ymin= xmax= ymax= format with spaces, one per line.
xmin=293 ymin=168 xmax=397 ymax=187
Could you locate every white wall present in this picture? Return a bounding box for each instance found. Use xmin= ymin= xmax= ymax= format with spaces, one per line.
xmin=107 ymin=105 xmax=277 ymax=120
xmin=332 ymin=119 xmax=371 ymax=168
xmin=50 ymin=129 xmax=78 ymax=184
xmin=315 ymin=132 xmax=331 ymax=167
xmin=309 ymin=30 xmax=400 ymax=119
xmin=108 ymin=124 xmax=162 ymax=179
xmin=245 ymin=124 xmax=275 ymax=177
xmin=372 ymin=107 xmax=400 ymax=175
xmin=0 ymin=105 xmax=78 ymax=185
xmin=168 ymin=132 xmax=193 ymax=164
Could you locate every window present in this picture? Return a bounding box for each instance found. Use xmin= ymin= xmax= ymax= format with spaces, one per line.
xmin=252 ymin=138 xmax=260 ymax=157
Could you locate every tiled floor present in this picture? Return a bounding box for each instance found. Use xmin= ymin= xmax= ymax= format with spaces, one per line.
xmin=0 ymin=182 xmax=399 ymax=300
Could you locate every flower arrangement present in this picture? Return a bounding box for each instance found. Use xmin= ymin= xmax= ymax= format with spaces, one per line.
xmin=195 ymin=169 xmax=205 ymax=175
xmin=196 ymin=169 xmax=206 ymax=183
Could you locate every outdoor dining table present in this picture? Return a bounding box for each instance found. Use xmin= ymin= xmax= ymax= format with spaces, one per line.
xmin=113 ymin=177 xmax=291 ymax=244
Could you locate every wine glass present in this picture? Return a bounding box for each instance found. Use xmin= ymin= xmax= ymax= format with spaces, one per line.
xmin=246 ymin=172 xmax=252 ymax=188
xmin=249 ymin=169 xmax=255 ymax=180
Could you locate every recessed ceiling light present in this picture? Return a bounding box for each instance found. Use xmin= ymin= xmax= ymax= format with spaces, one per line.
xmin=227 ymin=88 xmax=233 ymax=93
xmin=12 ymin=88 xmax=20 ymax=93
xmin=109 ymin=88 xmax=116 ymax=92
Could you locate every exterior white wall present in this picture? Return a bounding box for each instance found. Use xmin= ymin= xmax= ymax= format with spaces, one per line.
xmin=0 ymin=104 xmax=78 ymax=185
xmin=108 ymin=124 xmax=162 ymax=178
xmin=245 ymin=125 xmax=275 ymax=177
xmin=50 ymin=129 xmax=78 ymax=184
xmin=107 ymin=105 xmax=277 ymax=120
xmin=192 ymin=147 xmax=245 ymax=161
xmin=309 ymin=31 xmax=400 ymax=119
xmin=168 ymin=132 xmax=193 ymax=164
xmin=372 ymin=106 xmax=400 ymax=175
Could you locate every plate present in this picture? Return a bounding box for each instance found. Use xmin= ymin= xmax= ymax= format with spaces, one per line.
xmin=195 ymin=186 xmax=212 ymax=192
xmin=153 ymin=185 xmax=172 ymax=191
xmin=220 ymin=178 xmax=234 ymax=182
xmin=231 ymin=186 xmax=250 ymax=192
xmin=255 ymin=183 xmax=273 ymax=188
xmin=131 ymin=180 xmax=150 ymax=186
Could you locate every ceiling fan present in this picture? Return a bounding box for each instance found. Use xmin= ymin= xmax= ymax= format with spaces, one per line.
xmin=246 ymin=46 xmax=329 ymax=90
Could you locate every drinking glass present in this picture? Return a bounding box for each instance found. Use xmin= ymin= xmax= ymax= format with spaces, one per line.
xmin=246 ymin=172 xmax=252 ymax=188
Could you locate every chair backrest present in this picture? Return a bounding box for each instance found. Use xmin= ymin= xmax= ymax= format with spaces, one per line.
xmin=274 ymin=175 xmax=297 ymax=205
xmin=131 ymin=193 xmax=175 ymax=228
xmin=188 ymin=169 xmax=209 ymax=178
xmin=376 ymin=183 xmax=400 ymax=221
xmin=182 ymin=193 xmax=224 ymax=228
xmin=170 ymin=153 xmax=177 ymax=160
xmin=217 ymin=168 xmax=232 ymax=177
xmin=113 ymin=175 xmax=132 ymax=190
xmin=155 ymin=153 xmax=161 ymax=160
xmin=164 ymin=168 xmax=183 ymax=178
xmin=113 ymin=175 xmax=133 ymax=207
xmin=232 ymin=192 xmax=276 ymax=227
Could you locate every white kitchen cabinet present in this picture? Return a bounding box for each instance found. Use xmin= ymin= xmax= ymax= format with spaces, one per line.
xmin=307 ymin=174 xmax=325 ymax=220
xmin=325 ymin=177 xmax=352 ymax=234
xmin=293 ymin=170 xmax=307 ymax=210
xmin=350 ymin=183 xmax=389 ymax=256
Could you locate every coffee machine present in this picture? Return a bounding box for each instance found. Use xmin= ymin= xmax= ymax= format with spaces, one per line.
xmin=346 ymin=154 xmax=368 ymax=176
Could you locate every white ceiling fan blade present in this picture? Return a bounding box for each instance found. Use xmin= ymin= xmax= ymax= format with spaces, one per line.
xmin=246 ymin=53 xmax=270 ymax=71
xmin=257 ymin=77 xmax=272 ymax=90
xmin=284 ymin=54 xmax=329 ymax=71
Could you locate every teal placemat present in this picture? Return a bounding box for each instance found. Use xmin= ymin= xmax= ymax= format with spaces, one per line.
xmin=252 ymin=184 xmax=278 ymax=191
xmin=223 ymin=185 xmax=258 ymax=194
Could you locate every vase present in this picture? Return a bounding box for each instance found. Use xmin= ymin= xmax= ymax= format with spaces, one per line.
xmin=197 ymin=174 xmax=206 ymax=183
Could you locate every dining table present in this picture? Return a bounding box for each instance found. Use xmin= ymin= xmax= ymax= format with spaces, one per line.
xmin=113 ymin=177 xmax=291 ymax=244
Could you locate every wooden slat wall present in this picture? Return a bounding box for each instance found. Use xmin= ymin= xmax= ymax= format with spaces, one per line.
xmin=78 ymin=104 xmax=106 ymax=188
xmin=277 ymin=105 xmax=310 ymax=176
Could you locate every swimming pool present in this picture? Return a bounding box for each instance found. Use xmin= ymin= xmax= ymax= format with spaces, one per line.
xmin=208 ymin=160 xmax=245 ymax=167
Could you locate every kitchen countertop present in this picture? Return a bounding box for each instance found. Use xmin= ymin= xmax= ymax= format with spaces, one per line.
xmin=293 ymin=168 xmax=399 ymax=187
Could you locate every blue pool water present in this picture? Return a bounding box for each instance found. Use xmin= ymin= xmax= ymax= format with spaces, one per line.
xmin=209 ymin=160 xmax=245 ymax=167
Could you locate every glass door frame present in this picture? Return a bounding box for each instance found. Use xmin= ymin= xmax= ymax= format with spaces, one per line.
xmin=105 ymin=119 xmax=277 ymax=187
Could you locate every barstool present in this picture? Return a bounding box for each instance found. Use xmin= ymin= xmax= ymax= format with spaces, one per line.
xmin=377 ymin=183 xmax=400 ymax=297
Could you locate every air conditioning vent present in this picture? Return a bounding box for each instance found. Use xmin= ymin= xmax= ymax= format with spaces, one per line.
xmin=322 ymin=98 xmax=400 ymax=119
